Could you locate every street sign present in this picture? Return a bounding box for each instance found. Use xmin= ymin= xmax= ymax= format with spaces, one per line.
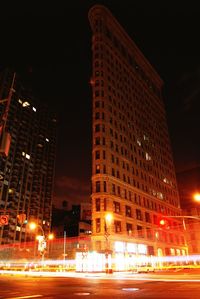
xmin=37 ymin=236 xmax=46 ymax=252
xmin=0 ymin=215 xmax=9 ymax=226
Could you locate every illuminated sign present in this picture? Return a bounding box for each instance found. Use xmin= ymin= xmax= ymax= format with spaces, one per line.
xmin=138 ymin=244 xmax=147 ymax=254
xmin=127 ymin=243 xmax=137 ymax=253
xmin=115 ymin=241 xmax=125 ymax=252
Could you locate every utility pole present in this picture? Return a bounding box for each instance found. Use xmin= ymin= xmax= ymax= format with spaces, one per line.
xmin=63 ymin=229 xmax=67 ymax=270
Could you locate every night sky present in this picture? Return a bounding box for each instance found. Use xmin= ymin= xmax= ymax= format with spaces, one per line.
xmin=1 ymin=1 xmax=200 ymax=207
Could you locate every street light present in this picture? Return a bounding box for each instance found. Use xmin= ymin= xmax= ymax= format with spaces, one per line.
xmin=29 ymin=222 xmax=46 ymax=263
xmin=48 ymin=233 xmax=54 ymax=240
xmin=193 ymin=193 xmax=200 ymax=203
xmin=104 ymin=213 xmax=113 ymax=273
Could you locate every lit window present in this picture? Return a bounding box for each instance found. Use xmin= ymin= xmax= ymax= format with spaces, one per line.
xmin=18 ymin=99 xmax=23 ymax=104
xmin=22 ymin=151 xmax=25 ymax=156
xmin=22 ymin=101 xmax=30 ymax=107
xmin=145 ymin=152 xmax=151 ymax=161
xmin=32 ymin=107 xmax=36 ymax=112
xmin=157 ymin=192 xmax=164 ymax=200
xmin=25 ymin=154 xmax=30 ymax=160
xmin=137 ymin=139 xmax=141 ymax=146
xmin=45 ymin=138 xmax=49 ymax=142
xmin=96 ymin=218 xmax=101 ymax=233
xmin=16 ymin=226 xmax=21 ymax=231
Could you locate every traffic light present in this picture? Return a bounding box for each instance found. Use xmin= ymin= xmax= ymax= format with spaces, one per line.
xmin=17 ymin=213 xmax=27 ymax=225
xmin=159 ymin=219 xmax=166 ymax=226
xmin=159 ymin=218 xmax=169 ymax=229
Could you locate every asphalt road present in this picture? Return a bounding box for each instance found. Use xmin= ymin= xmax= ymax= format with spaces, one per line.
xmin=0 ymin=272 xmax=200 ymax=299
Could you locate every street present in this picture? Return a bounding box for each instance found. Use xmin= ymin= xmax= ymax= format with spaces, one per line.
xmin=0 ymin=270 xmax=200 ymax=298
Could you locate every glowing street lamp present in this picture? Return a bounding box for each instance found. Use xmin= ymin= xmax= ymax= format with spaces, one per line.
xmin=29 ymin=222 xmax=37 ymax=231
xmin=105 ymin=213 xmax=113 ymax=224
xmin=48 ymin=233 xmax=54 ymax=240
xmin=193 ymin=193 xmax=200 ymax=203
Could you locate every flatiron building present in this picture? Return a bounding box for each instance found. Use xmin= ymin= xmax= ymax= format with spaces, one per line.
xmin=89 ymin=5 xmax=187 ymax=259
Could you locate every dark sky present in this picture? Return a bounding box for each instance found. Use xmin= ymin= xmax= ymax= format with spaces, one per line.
xmin=1 ymin=1 xmax=200 ymax=206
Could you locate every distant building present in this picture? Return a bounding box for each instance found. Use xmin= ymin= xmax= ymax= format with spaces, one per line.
xmin=51 ymin=203 xmax=91 ymax=260
xmin=177 ymin=166 xmax=200 ymax=208
xmin=0 ymin=68 xmax=57 ymax=244
xmin=177 ymin=167 xmax=200 ymax=255
xmin=89 ymin=4 xmax=187 ymax=264
xmin=52 ymin=202 xmax=91 ymax=238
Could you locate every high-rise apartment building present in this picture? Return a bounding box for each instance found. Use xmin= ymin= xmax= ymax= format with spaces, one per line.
xmin=89 ymin=5 xmax=187 ymax=261
xmin=0 ymin=69 xmax=56 ymax=244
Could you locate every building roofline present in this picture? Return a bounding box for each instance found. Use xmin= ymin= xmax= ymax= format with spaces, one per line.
xmin=88 ymin=4 xmax=163 ymax=88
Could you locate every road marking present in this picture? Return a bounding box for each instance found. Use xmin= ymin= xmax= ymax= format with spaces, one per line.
xmin=74 ymin=293 xmax=90 ymax=296
xmin=7 ymin=296 xmax=42 ymax=299
xmin=122 ymin=288 xmax=139 ymax=292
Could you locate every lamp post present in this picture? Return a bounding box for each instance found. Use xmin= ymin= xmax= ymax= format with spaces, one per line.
xmin=47 ymin=233 xmax=54 ymax=258
xmin=104 ymin=213 xmax=113 ymax=273
xmin=63 ymin=228 xmax=67 ymax=270
xmin=29 ymin=222 xmax=46 ymax=263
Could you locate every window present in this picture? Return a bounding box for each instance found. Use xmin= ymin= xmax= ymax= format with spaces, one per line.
xmin=114 ymin=220 xmax=121 ymax=233
xmin=125 ymin=206 xmax=131 ymax=217
xmin=103 ymin=181 xmax=107 ymax=192
xmin=145 ymin=212 xmax=151 ymax=223
xmin=117 ymin=186 xmax=121 ymax=196
xmin=124 ymin=189 xmax=127 ymax=199
xmin=96 ymin=218 xmax=101 ymax=233
xmin=96 ymin=181 xmax=100 ymax=192
xmin=103 ymin=165 xmax=106 ymax=174
xmin=96 ymin=164 xmax=100 ymax=174
xmin=95 ymin=150 xmax=100 ymax=159
xmin=128 ymin=191 xmax=131 ymax=200
xmin=104 ymin=198 xmax=107 ymax=211
xmin=112 ymin=184 xmax=116 ymax=194
xmin=114 ymin=201 xmax=120 ymax=213
xmin=126 ymin=223 xmax=132 ymax=234
xmin=95 ymin=101 xmax=100 ymax=108
xmin=95 ymin=112 xmax=100 ymax=120
xmin=137 ymin=225 xmax=143 ymax=238
xmin=95 ymin=137 xmax=100 ymax=145
xmin=95 ymin=124 xmax=100 ymax=132
xmin=136 ymin=209 xmax=142 ymax=220
xmin=146 ymin=228 xmax=153 ymax=239
xmin=95 ymin=198 xmax=100 ymax=211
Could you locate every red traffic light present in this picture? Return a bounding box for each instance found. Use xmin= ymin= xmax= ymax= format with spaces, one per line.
xmin=159 ymin=219 xmax=166 ymax=226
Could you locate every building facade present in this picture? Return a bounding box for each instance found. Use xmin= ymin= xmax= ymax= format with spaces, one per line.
xmin=89 ymin=5 xmax=187 ymax=264
xmin=0 ymin=69 xmax=57 ymax=244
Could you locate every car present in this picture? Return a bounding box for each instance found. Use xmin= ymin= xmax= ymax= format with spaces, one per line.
xmin=136 ymin=264 xmax=155 ymax=273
